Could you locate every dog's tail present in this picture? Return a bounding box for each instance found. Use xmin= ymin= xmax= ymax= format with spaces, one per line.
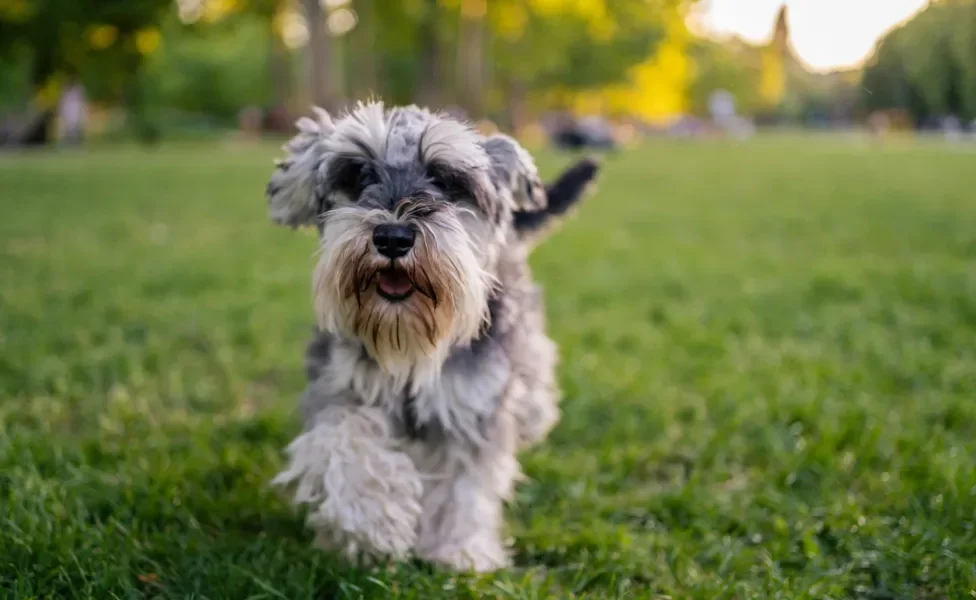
xmin=512 ymin=157 xmax=599 ymax=246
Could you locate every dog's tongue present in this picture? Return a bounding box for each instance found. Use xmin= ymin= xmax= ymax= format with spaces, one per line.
xmin=377 ymin=270 xmax=413 ymax=296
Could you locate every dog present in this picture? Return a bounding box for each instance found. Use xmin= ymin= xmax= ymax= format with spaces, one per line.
xmin=266 ymin=101 xmax=598 ymax=572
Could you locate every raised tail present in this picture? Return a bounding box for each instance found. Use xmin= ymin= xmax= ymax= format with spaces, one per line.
xmin=512 ymin=157 xmax=599 ymax=246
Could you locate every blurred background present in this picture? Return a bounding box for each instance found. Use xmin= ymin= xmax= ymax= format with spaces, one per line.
xmin=1 ymin=0 xmax=974 ymax=149
xmin=4 ymin=3 xmax=976 ymax=596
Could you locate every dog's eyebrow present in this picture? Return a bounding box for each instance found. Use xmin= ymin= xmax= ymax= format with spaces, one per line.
xmin=395 ymin=200 xmax=433 ymax=220
xmin=384 ymin=108 xmax=401 ymax=157
xmin=416 ymin=123 xmax=431 ymax=164
xmin=348 ymin=137 xmax=377 ymax=160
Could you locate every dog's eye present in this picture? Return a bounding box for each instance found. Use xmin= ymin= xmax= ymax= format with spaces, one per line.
xmin=407 ymin=204 xmax=436 ymax=219
xmin=327 ymin=156 xmax=378 ymax=200
xmin=426 ymin=173 xmax=448 ymax=194
xmin=358 ymin=166 xmax=378 ymax=190
xmin=426 ymin=165 xmax=466 ymax=200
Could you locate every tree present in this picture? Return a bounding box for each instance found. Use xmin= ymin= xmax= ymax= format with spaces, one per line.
xmin=0 ymin=0 xmax=173 ymax=142
xmin=141 ymin=11 xmax=274 ymax=121
xmin=861 ymin=1 xmax=976 ymax=123
xmin=416 ymin=0 xmax=444 ymax=107
xmin=477 ymin=0 xmax=687 ymax=127
xmin=949 ymin=2 xmax=976 ymax=118
xmin=347 ymin=0 xmax=379 ymax=100
xmin=245 ymin=0 xmax=297 ymax=120
xmin=687 ymin=37 xmax=764 ymax=117
xmin=457 ymin=0 xmax=486 ymax=116
xmin=302 ymin=0 xmax=334 ymax=109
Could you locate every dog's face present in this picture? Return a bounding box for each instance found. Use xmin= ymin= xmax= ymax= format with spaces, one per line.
xmin=266 ymin=103 xmax=547 ymax=375
xmin=312 ymin=141 xmax=500 ymax=375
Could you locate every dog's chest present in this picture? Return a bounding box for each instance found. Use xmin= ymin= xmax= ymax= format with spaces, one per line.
xmin=326 ymin=338 xmax=511 ymax=447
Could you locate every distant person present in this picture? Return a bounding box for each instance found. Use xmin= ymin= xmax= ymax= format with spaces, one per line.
xmin=709 ymin=90 xmax=754 ymax=139
xmin=708 ymin=90 xmax=736 ymax=124
xmin=58 ymin=79 xmax=88 ymax=146
xmin=942 ymin=115 xmax=963 ymax=143
xmin=867 ymin=111 xmax=890 ymax=138
xmin=237 ymin=106 xmax=263 ymax=141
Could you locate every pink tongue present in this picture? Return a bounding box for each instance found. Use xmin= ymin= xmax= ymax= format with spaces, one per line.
xmin=378 ymin=272 xmax=412 ymax=295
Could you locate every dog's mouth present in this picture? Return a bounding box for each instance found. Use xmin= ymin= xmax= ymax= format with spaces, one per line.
xmin=376 ymin=267 xmax=415 ymax=302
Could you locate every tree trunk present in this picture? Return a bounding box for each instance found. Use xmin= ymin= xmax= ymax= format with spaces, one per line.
xmin=348 ymin=0 xmax=378 ymax=100
xmin=269 ymin=36 xmax=290 ymax=107
xmin=508 ymin=78 xmax=527 ymax=135
xmin=304 ymin=0 xmax=334 ymax=110
xmin=123 ymin=68 xmax=160 ymax=146
xmin=267 ymin=32 xmax=296 ymax=128
xmin=457 ymin=0 xmax=486 ymax=118
xmin=19 ymin=109 xmax=54 ymax=146
xmin=25 ymin=49 xmax=57 ymax=145
xmin=416 ymin=0 xmax=441 ymax=108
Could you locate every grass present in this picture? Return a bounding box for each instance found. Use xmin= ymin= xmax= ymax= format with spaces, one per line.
xmin=2 ymin=134 xmax=976 ymax=599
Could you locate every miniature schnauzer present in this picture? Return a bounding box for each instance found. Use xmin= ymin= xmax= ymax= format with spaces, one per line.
xmin=266 ymin=101 xmax=598 ymax=572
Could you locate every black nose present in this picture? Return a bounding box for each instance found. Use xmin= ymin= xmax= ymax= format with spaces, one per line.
xmin=372 ymin=224 xmax=415 ymax=259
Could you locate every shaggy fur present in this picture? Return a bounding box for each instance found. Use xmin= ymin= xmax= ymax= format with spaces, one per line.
xmin=266 ymin=101 xmax=598 ymax=572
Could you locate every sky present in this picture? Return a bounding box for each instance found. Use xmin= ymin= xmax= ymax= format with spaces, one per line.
xmin=694 ymin=0 xmax=929 ymax=72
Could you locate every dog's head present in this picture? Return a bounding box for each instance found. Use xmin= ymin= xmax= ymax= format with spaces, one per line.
xmin=266 ymin=101 xmax=547 ymax=376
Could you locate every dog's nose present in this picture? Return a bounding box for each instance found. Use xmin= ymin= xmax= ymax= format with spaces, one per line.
xmin=372 ymin=224 xmax=415 ymax=259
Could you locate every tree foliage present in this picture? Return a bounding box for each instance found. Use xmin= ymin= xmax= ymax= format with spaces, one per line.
xmin=3 ymin=0 xmax=787 ymax=140
xmin=486 ymin=0 xmax=669 ymax=91
xmin=0 ymin=0 xmax=172 ymax=102
xmin=687 ymin=38 xmax=764 ymax=117
xmin=861 ymin=1 xmax=976 ymax=122
xmin=142 ymin=12 xmax=274 ymax=120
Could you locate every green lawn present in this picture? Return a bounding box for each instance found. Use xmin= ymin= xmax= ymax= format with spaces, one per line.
xmin=2 ymin=135 xmax=976 ymax=599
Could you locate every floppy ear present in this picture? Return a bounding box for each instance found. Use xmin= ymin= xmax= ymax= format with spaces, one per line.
xmin=266 ymin=107 xmax=335 ymax=228
xmin=479 ymin=133 xmax=548 ymax=212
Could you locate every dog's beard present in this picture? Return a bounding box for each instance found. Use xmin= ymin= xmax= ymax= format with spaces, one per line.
xmin=313 ymin=206 xmax=493 ymax=378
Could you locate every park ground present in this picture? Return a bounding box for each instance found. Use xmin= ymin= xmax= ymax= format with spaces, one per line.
xmin=1 ymin=134 xmax=975 ymax=599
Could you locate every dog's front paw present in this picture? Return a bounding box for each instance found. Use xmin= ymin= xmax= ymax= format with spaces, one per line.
xmin=306 ymin=469 xmax=423 ymax=561
xmin=272 ymin=415 xmax=424 ymax=562
xmin=419 ymin=538 xmax=510 ymax=573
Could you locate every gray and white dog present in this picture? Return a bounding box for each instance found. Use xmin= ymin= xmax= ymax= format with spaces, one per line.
xmin=265 ymin=101 xmax=598 ymax=572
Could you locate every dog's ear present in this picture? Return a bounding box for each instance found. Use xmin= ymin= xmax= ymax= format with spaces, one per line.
xmin=266 ymin=107 xmax=335 ymax=228
xmin=480 ymin=133 xmax=548 ymax=212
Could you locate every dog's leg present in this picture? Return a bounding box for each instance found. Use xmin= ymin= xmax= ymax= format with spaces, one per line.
xmin=507 ymin=291 xmax=561 ymax=449
xmin=510 ymin=336 xmax=560 ymax=449
xmin=414 ymin=414 xmax=520 ymax=572
xmin=273 ymin=395 xmax=423 ymax=564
